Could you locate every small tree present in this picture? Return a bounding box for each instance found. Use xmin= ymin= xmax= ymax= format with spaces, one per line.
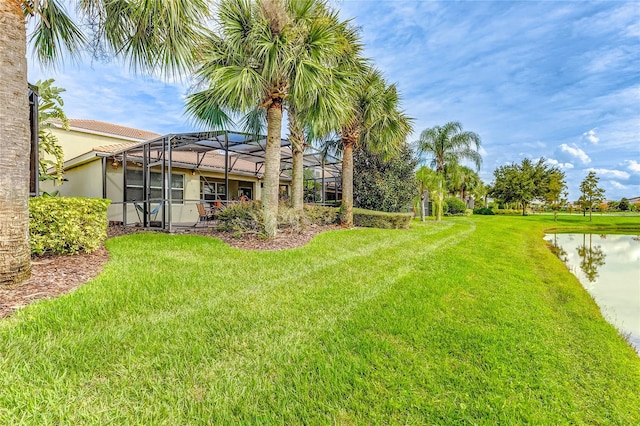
xmin=578 ymin=171 xmax=605 ymax=221
xmin=544 ymin=171 xmax=567 ymax=222
xmin=618 ymin=198 xmax=630 ymax=211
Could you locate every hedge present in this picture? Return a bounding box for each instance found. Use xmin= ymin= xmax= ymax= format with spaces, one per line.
xmin=353 ymin=208 xmax=412 ymax=229
xmin=30 ymin=197 xmax=111 ymax=256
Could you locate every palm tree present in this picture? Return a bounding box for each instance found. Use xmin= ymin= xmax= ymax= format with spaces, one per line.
xmin=187 ymin=0 xmax=347 ymax=236
xmin=338 ymin=69 xmax=413 ymax=227
xmin=1 ymin=0 xmax=210 ymax=286
xmin=285 ymin=6 xmax=353 ymax=212
xmin=415 ymin=166 xmax=442 ymax=222
xmin=416 ymin=121 xmax=482 ymax=221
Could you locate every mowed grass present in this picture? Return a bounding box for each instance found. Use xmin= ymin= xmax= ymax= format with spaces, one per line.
xmin=1 ymin=214 xmax=639 ymax=424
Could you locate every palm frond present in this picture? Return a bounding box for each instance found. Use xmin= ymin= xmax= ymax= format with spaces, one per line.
xmin=27 ymin=0 xmax=86 ymax=66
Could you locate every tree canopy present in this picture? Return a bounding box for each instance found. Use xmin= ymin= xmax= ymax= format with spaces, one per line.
xmin=489 ymin=158 xmax=561 ymax=216
xmin=353 ymin=143 xmax=417 ymax=213
xmin=578 ymin=171 xmax=606 ymax=221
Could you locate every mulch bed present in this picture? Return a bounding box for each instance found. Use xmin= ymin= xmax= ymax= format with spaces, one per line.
xmin=0 ymin=224 xmax=340 ymax=319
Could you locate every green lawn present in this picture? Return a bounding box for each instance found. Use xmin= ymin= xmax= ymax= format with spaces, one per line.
xmin=1 ymin=214 xmax=639 ymax=424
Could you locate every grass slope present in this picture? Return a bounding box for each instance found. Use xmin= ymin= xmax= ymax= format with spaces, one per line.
xmin=1 ymin=215 xmax=639 ymax=423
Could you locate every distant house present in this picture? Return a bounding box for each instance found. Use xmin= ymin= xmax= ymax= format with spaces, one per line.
xmin=42 ymin=119 xmax=341 ymax=229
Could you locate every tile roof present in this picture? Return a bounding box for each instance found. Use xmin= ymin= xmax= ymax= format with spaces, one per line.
xmin=68 ymin=119 xmax=161 ymax=141
xmin=92 ymin=143 xmax=137 ymax=153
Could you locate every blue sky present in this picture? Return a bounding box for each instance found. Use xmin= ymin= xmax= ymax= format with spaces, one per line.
xmin=28 ymin=1 xmax=640 ymax=200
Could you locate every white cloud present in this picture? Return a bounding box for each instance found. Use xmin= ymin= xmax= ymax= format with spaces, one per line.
xmin=587 ymin=168 xmax=630 ymax=180
xmin=582 ymin=128 xmax=599 ymax=144
xmin=559 ymin=143 xmax=591 ymax=164
xmin=610 ymin=181 xmax=627 ymax=189
xmin=547 ymin=158 xmax=574 ymax=169
xmin=623 ymin=160 xmax=640 ymax=173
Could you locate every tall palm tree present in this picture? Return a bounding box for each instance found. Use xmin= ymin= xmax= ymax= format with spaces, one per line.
xmin=0 ymin=0 xmax=210 ymax=286
xmin=285 ymin=6 xmax=353 ymax=212
xmin=187 ymin=0 xmax=348 ymax=236
xmin=338 ymin=69 xmax=413 ymax=227
xmin=416 ymin=121 xmax=482 ymax=221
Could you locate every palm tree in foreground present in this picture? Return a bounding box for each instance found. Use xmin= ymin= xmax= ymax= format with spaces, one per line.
xmin=416 ymin=121 xmax=482 ymax=221
xmin=0 ymin=0 xmax=210 ymax=285
xmin=338 ymin=69 xmax=413 ymax=227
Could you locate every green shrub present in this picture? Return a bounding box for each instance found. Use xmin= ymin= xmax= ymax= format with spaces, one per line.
xmin=444 ymin=197 xmax=467 ymax=215
xmin=493 ymin=209 xmax=522 ymax=215
xmin=30 ymin=197 xmax=110 ymax=256
xmin=473 ymin=207 xmax=495 ymax=215
xmin=217 ymin=202 xmax=339 ymax=237
xmin=217 ymin=201 xmax=264 ymax=237
xmin=353 ymin=208 xmax=412 ymax=229
xmin=303 ymin=205 xmax=338 ymax=226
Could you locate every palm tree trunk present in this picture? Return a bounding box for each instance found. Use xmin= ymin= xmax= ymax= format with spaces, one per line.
xmin=291 ymin=145 xmax=303 ymax=211
xmin=436 ymin=178 xmax=442 ymax=221
xmin=341 ymin=137 xmax=354 ymax=227
xmin=288 ymin=112 xmax=304 ymax=212
xmin=419 ymin=191 xmax=425 ymax=222
xmin=0 ymin=3 xmax=31 ymax=286
xmin=263 ymin=100 xmax=283 ymax=237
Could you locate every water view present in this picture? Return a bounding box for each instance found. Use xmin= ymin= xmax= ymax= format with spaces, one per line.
xmin=545 ymin=233 xmax=640 ymax=353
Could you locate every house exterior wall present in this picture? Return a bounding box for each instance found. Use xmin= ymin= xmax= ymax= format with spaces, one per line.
xmin=48 ymin=127 xmax=137 ymax=162
xmin=42 ymin=125 xmax=310 ymax=227
xmin=47 ymin=157 xmax=268 ymax=225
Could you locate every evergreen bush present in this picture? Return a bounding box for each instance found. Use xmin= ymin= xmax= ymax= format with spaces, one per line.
xmin=444 ymin=197 xmax=467 ymax=215
xmin=473 ymin=207 xmax=495 ymax=215
xmin=303 ymin=205 xmax=339 ymax=225
xmin=30 ymin=197 xmax=110 ymax=255
xmin=353 ymin=208 xmax=412 ymax=229
xmin=216 ymin=201 xmax=264 ymax=237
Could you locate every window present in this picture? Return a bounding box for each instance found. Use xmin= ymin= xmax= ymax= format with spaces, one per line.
xmin=200 ymin=177 xmax=226 ymax=201
xmin=238 ymin=182 xmax=253 ymax=200
xmin=126 ymin=169 xmax=183 ymax=203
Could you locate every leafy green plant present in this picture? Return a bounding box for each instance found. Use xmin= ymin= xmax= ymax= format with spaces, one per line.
xmin=353 ymin=208 xmax=412 ymax=229
xmin=36 ymin=78 xmax=68 ymax=184
xmin=217 ymin=201 xmax=264 ymax=237
xmin=303 ymin=205 xmax=339 ymax=225
xmin=473 ymin=207 xmax=495 ymax=215
xmin=444 ymin=197 xmax=466 ymax=215
xmin=29 ymin=197 xmax=110 ymax=255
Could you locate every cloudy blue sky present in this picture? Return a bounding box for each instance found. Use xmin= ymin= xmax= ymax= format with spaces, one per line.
xmin=28 ymin=1 xmax=640 ymax=200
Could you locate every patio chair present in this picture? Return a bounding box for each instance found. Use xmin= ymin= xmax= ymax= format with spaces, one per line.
xmin=196 ymin=203 xmax=216 ymax=224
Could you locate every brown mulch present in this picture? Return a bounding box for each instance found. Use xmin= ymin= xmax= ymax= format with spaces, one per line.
xmin=0 ymin=224 xmax=340 ymax=319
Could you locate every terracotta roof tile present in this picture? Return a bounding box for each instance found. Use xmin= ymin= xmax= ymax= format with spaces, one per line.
xmin=92 ymin=143 xmax=137 ymax=153
xmin=68 ymin=119 xmax=161 ymax=141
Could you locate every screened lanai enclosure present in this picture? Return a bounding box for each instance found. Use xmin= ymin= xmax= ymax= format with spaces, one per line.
xmin=97 ymin=130 xmax=342 ymax=230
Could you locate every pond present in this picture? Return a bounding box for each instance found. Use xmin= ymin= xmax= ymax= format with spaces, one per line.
xmin=544 ymin=233 xmax=640 ymax=353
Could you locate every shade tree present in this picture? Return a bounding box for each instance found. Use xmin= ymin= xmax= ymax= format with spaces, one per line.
xmin=489 ymin=158 xmax=561 ymax=216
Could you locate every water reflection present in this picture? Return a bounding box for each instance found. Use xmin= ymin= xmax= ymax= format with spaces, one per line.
xmin=576 ymin=233 xmax=606 ymax=282
xmin=544 ymin=233 xmax=640 ymax=354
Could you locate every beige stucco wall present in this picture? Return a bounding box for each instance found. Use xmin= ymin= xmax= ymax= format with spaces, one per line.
xmin=47 ymin=127 xmax=138 ymax=163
